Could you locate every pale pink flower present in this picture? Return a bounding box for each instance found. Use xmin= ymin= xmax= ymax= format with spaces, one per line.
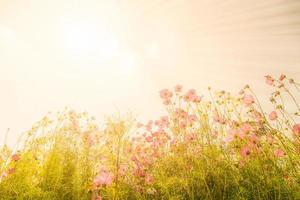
xmin=248 ymin=134 xmax=259 ymax=144
xmin=240 ymin=123 xmax=252 ymax=134
xmin=1 ymin=172 xmax=8 ymax=179
xmin=160 ymin=116 xmax=170 ymax=127
xmin=179 ymin=120 xmax=187 ymax=129
xmin=240 ymin=146 xmax=251 ymax=157
xmin=188 ymin=114 xmax=197 ymax=123
xmin=87 ymin=134 xmax=95 ymax=146
xmin=146 ymin=121 xmax=153 ymax=131
xmin=184 ymin=89 xmax=197 ymax=102
xmin=293 ymin=124 xmax=300 ymax=135
xmin=145 ymin=136 xmax=153 ymax=142
xmin=253 ymin=111 xmax=263 ymax=122
xmin=265 ymin=75 xmax=274 ymax=86
xmin=159 ymin=89 xmax=173 ymax=99
xmin=93 ymin=169 xmax=114 ymax=187
xmin=274 ymin=149 xmax=285 ymax=157
xmin=145 ymin=174 xmax=154 ymax=184
xmin=211 ymin=131 xmax=218 ymax=138
xmin=8 ymin=168 xmax=15 ymax=174
xmin=268 ymin=111 xmax=278 ymax=121
xmin=243 ymin=94 xmax=254 ymax=106
xmin=118 ymin=164 xmax=128 ymax=176
xmin=224 ymin=135 xmax=234 ymax=143
xmin=185 ymin=132 xmax=198 ymax=142
xmin=174 ymin=84 xmax=182 ymax=93
xmin=193 ymin=95 xmax=201 ymax=103
xmin=11 ymin=153 xmax=20 ymax=162
xmin=163 ymin=99 xmax=172 ymax=105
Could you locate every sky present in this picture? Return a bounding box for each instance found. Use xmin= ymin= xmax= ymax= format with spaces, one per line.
xmin=0 ymin=0 xmax=300 ymax=146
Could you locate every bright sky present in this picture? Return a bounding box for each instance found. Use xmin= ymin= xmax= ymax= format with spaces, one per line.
xmin=1 ymin=0 xmax=300 ymax=146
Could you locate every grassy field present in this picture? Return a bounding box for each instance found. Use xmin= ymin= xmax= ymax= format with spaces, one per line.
xmin=1 ymin=74 xmax=300 ymax=200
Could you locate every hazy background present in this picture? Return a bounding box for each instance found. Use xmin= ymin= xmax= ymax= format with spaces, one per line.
xmin=1 ymin=0 xmax=300 ymax=146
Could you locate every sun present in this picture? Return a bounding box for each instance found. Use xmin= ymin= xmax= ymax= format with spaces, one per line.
xmin=61 ymin=19 xmax=119 ymax=62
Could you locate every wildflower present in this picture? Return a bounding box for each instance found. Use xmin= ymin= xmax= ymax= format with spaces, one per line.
xmin=160 ymin=116 xmax=170 ymax=127
xmin=159 ymin=89 xmax=173 ymax=99
xmin=185 ymin=132 xmax=198 ymax=142
xmin=213 ymin=111 xmax=225 ymax=124
xmin=145 ymin=136 xmax=153 ymax=142
xmin=93 ymin=169 xmax=114 ymax=187
xmin=268 ymin=111 xmax=278 ymax=121
xmin=174 ymin=84 xmax=182 ymax=93
xmin=184 ymin=89 xmax=197 ymax=102
xmin=224 ymin=135 xmax=234 ymax=143
xmin=179 ymin=120 xmax=187 ymax=129
xmin=265 ymin=75 xmax=274 ymax=86
xmin=253 ymin=110 xmax=263 ymax=123
xmin=240 ymin=146 xmax=251 ymax=157
xmin=11 ymin=153 xmax=20 ymax=162
xmin=248 ymin=134 xmax=259 ymax=145
xmin=163 ymin=99 xmax=172 ymax=105
xmin=118 ymin=164 xmax=128 ymax=176
xmin=274 ymin=149 xmax=285 ymax=157
xmin=8 ymin=168 xmax=15 ymax=174
xmin=0 ymin=172 xmax=7 ymax=179
xmin=243 ymin=94 xmax=254 ymax=106
xmin=240 ymin=123 xmax=252 ymax=134
xmin=293 ymin=124 xmax=300 ymax=135
xmin=279 ymin=74 xmax=286 ymax=81
xmin=145 ymin=174 xmax=154 ymax=184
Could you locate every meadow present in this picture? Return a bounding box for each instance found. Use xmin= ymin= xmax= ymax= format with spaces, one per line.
xmin=0 ymin=74 xmax=300 ymax=200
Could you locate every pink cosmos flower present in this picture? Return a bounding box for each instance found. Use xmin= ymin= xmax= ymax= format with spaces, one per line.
xmin=8 ymin=168 xmax=15 ymax=174
xmin=253 ymin=110 xmax=263 ymax=122
xmin=184 ymin=89 xmax=197 ymax=102
xmin=163 ymin=99 xmax=172 ymax=105
xmin=268 ymin=111 xmax=278 ymax=121
xmin=174 ymin=84 xmax=182 ymax=93
xmin=265 ymin=75 xmax=274 ymax=86
xmin=179 ymin=120 xmax=187 ymax=129
xmin=188 ymin=114 xmax=197 ymax=123
xmin=279 ymin=74 xmax=286 ymax=81
xmin=185 ymin=132 xmax=198 ymax=142
xmin=243 ymin=94 xmax=254 ymax=106
xmin=145 ymin=174 xmax=154 ymax=184
xmin=293 ymin=124 xmax=300 ymax=135
xmin=240 ymin=146 xmax=251 ymax=158
xmin=1 ymin=172 xmax=8 ymax=179
xmin=248 ymin=134 xmax=259 ymax=144
xmin=240 ymin=123 xmax=252 ymax=134
xmin=213 ymin=111 xmax=225 ymax=124
xmin=274 ymin=149 xmax=285 ymax=157
xmin=159 ymin=89 xmax=173 ymax=100
xmin=118 ymin=164 xmax=128 ymax=176
xmin=93 ymin=169 xmax=114 ymax=187
xmin=160 ymin=116 xmax=170 ymax=127
xmin=224 ymin=135 xmax=234 ymax=143
xmin=145 ymin=136 xmax=153 ymax=142
xmin=11 ymin=153 xmax=20 ymax=162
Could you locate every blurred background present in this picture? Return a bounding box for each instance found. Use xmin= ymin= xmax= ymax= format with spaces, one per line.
xmin=0 ymin=0 xmax=300 ymax=146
